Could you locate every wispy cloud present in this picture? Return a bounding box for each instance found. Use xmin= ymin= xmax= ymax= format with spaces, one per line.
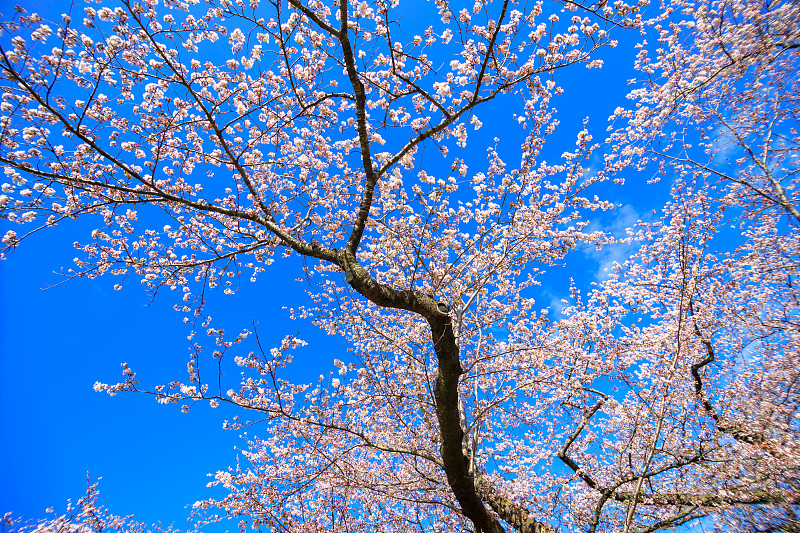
xmin=583 ymin=204 xmax=645 ymax=281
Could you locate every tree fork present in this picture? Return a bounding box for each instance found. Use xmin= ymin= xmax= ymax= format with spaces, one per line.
xmin=334 ymin=249 xmax=556 ymax=532
xmin=338 ymin=250 xmax=507 ymax=532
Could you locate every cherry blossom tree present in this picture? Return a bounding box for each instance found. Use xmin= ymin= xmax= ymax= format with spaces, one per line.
xmin=592 ymin=0 xmax=800 ymax=530
xmin=1 ymin=0 xmax=798 ymax=530
xmin=5 ymin=479 xmax=175 ymax=533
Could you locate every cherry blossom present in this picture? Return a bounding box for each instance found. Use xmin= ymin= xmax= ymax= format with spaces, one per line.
xmin=1 ymin=0 xmax=798 ymax=531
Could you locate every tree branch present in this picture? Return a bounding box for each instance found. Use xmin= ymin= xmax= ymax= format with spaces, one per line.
xmin=475 ymin=470 xmax=556 ymax=533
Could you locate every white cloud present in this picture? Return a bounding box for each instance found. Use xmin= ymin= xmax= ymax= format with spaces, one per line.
xmin=583 ymin=204 xmax=644 ymax=281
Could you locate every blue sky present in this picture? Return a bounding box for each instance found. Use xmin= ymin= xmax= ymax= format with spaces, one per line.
xmin=0 ymin=0 xmax=660 ymax=529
